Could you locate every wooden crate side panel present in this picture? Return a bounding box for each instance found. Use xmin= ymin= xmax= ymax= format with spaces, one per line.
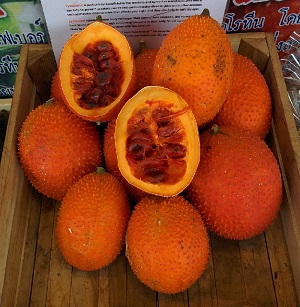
xmin=263 ymin=35 xmax=300 ymax=303
xmin=264 ymin=34 xmax=300 ymax=224
xmin=0 ymin=45 xmax=41 ymax=305
xmin=27 ymin=44 xmax=57 ymax=102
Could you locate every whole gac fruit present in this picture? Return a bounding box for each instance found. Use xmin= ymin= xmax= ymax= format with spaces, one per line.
xmin=18 ymin=99 xmax=102 ymax=201
xmin=56 ymin=167 xmax=131 ymax=271
xmin=214 ymin=53 xmax=272 ymax=139
xmin=185 ymin=125 xmax=282 ymax=240
xmin=135 ymin=41 xmax=158 ymax=91
xmin=152 ymin=9 xmax=234 ymax=127
xmin=103 ymin=120 xmax=148 ymax=204
xmin=126 ymin=195 xmax=210 ymax=294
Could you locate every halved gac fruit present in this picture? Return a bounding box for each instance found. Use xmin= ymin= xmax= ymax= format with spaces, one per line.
xmin=115 ymin=86 xmax=200 ymax=197
xmin=57 ymin=18 xmax=136 ymax=122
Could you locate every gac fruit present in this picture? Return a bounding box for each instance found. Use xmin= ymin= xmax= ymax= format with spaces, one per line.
xmin=126 ymin=195 xmax=209 ymax=294
xmin=56 ymin=167 xmax=131 ymax=271
xmin=185 ymin=125 xmax=282 ymax=240
xmin=214 ymin=52 xmax=272 ymax=139
xmin=18 ymin=99 xmax=102 ymax=201
xmin=152 ymin=9 xmax=234 ymax=127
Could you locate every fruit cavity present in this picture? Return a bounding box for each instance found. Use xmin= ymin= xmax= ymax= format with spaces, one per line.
xmin=56 ymin=18 xmax=136 ymax=122
xmin=115 ymin=86 xmax=200 ymax=197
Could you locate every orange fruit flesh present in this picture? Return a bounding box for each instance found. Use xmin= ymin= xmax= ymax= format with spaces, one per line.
xmin=71 ymin=41 xmax=124 ymax=110
xmin=126 ymin=100 xmax=188 ymax=185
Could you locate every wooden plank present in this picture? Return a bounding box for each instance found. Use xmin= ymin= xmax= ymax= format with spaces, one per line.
xmin=265 ymin=216 xmax=298 ymax=306
xmin=266 ymin=121 xmax=300 ymax=302
xmin=238 ymin=37 xmax=270 ymax=73
xmin=98 ymin=265 xmax=110 ymax=306
xmin=264 ymin=33 xmax=300 ymax=303
xmin=1 ymin=176 xmax=33 ymax=306
xmin=239 ymin=233 xmax=277 ymax=306
xmin=46 ymin=203 xmax=72 ymax=306
xmin=189 ymin=236 xmax=218 ymax=307
xmin=210 ymin=234 xmax=247 ymax=306
xmin=107 ymin=253 xmax=127 ymax=306
xmin=126 ymin=261 xmax=157 ymax=306
xmin=14 ymin=189 xmax=42 ymax=306
xmin=0 ymin=44 xmax=37 ymax=305
xmin=228 ymin=32 xmax=267 ymax=53
xmin=70 ymin=270 xmax=99 ymax=307
xmin=30 ymin=197 xmax=56 ymax=306
xmin=158 ymin=291 xmax=188 ymax=307
xmin=27 ymin=44 xmax=57 ymax=102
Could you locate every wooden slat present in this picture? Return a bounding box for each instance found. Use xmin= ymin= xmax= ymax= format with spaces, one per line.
xmin=0 ymin=44 xmax=40 ymax=306
xmin=265 ymin=216 xmax=298 ymax=306
xmin=30 ymin=197 xmax=56 ymax=306
xmin=126 ymin=260 xmax=157 ymax=306
xmin=27 ymin=44 xmax=57 ymax=102
xmin=238 ymin=37 xmax=270 ymax=72
xmin=14 ymin=189 xmax=42 ymax=306
xmin=106 ymin=253 xmax=127 ymax=306
xmin=263 ymin=33 xmax=300 ymax=303
xmin=70 ymin=270 xmax=99 ymax=306
xmin=188 ymin=246 xmax=218 ymax=307
xmin=239 ymin=234 xmax=277 ymax=305
xmin=210 ymin=234 xmax=247 ymax=306
xmin=158 ymin=291 xmax=188 ymax=306
xmin=46 ymin=204 xmax=72 ymax=306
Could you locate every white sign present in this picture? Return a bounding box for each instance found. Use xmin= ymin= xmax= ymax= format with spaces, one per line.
xmin=41 ymin=0 xmax=229 ymax=62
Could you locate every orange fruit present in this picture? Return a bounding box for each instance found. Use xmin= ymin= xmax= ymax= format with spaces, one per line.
xmin=186 ymin=125 xmax=282 ymax=240
xmin=135 ymin=41 xmax=158 ymax=91
xmin=18 ymin=99 xmax=102 ymax=201
xmin=126 ymin=195 xmax=210 ymax=294
xmin=56 ymin=167 xmax=131 ymax=271
xmin=214 ymin=52 xmax=272 ymax=139
xmin=151 ymin=9 xmax=234 ymax=127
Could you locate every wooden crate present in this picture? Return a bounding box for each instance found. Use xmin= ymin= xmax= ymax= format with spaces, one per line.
xmin=0 ymin=33 xmax=299 ymax=306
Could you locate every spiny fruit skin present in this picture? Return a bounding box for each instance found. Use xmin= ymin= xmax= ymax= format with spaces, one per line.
xmin=135 ymin=42 xmax=158 ymax=91
xmin=126 ymin=195 xmax=210 ymax=294
xmin=56 ymin=168 xmax=131 ymax=271
xmin=151 ymin=9 xmax=234 ymax=127
xmin=103 ymin=120 xmax=148 ymax=204
xmin=50 ymin=70 xmax=65 ymax=104
xmin=18 ymin=99 xmax=102 ymax=201
xmin=214 ymin=52 xmax=272 ymax=139
xmin=185 ymin=125 xmax=282 ymax=240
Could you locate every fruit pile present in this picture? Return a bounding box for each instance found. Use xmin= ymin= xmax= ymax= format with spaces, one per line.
xmin=17 ymin=9 xmax=282 ymax=295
